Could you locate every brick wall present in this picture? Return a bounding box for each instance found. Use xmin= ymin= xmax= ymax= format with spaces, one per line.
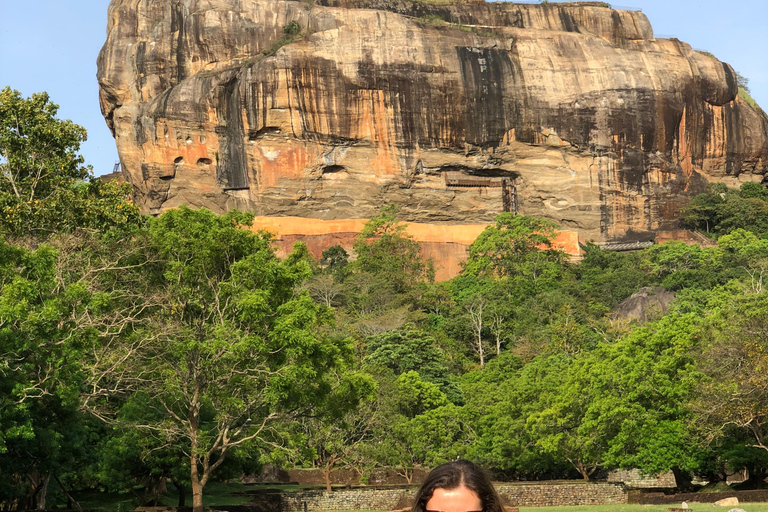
xmin=278 ymin=482 xmax=628 ymax=511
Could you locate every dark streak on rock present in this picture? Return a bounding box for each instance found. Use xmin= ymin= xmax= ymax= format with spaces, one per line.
xmin=171 ymin=1 xmax=187 ymax=86
xmin=217 ymin=77 xmax=249 ymax=190
xmin=457 ymin=47 xmax=517 ymax=147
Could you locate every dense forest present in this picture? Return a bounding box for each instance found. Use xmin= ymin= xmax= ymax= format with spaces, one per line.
xmin=2 ymin=87 xmax=768 ymax=512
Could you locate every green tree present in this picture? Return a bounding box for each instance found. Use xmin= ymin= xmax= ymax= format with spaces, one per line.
xmin=642 ymin=241 xmax=726 ymax=291
xmin=0 ymin=88 xmax=140 ymax=237
xmin=0 ymin=237 xmax=98 ymax=510
xmin=526 ymin=354 xmax=604 ymax=481
xmin=682 ymin=182 xmax=768 ymax=237
xmin=96 ymin=424 xmax=190 ymax=507
xmin=694 ymin=292 xmax=768 ymax=456
xmin=718 ymin=229 xmax=768 ymax=293
xmin=363 ymin=327 xmax=459 ymax=402
xmin=281 ymin=370 xmax=377 ymax=491
xmin=585 ymin=314 xmax=704 ymax=486
xmin=367 ymin=373 xmax=467 ymax=480
xmin=461 ymin=353 xmax=570 ymax=479
xmin=319 ymin=245 xmax=349 ymax=278
xmin=0 ymin=87 xmax=88 ymax=207
xmin=339 ymin=205 xmax=434 ymax=335
xmin=572 ymin=243 xmax=653 ymax=310
xmin=463 ymin=214 xmax=565 ymax=280
xmin=80 ymin=207 xmax=351 ymax=512
xmin=352 ymin=204 xmax=434 ymax=290
xmin=681 ymin=183 xmax=728 ymax=234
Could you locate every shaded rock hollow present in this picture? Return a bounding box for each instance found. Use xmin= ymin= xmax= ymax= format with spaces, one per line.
xmin=98 ymin=0 xmax=768 ymax=242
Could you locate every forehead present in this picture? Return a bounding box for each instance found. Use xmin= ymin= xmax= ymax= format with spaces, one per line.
xmin=426 ymin=485 xmax=483 ymax=512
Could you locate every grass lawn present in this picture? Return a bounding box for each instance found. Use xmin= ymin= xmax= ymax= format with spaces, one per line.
xmin=345 ymin=508 xmax=768 ymax=512
xmin=517 ymin=505 xmax=768 ymax=512
xmin=74 ymin=482 xmax=255 ymax=511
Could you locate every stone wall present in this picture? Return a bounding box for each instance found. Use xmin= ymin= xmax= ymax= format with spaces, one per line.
xmin=496 ymin=482 xmax=627 ymax=508
xmin=278 ymin=482 xmax=627 ymax=511
xmin=607 ymin=469 xmax=676 ymax=488
xmin=280 ymin=488 xmax=412 ymax=512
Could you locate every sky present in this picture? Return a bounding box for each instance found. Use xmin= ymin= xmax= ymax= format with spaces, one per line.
xmin=0 ymin=0 xmax=766 ymax=177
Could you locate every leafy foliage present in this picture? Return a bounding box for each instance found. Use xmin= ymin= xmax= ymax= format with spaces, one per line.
xmin=0 ymin=87 xmax=141 ymax=238
xmin=682 ymin=182 xmax=768 ymax=238
xmin=463 ymin=214 xmax=565 ymax=280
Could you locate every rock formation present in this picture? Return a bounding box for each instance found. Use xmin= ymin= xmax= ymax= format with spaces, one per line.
xmin=609 ymin=286 xmax=676 ymax=324
xmin=98 ymin=0 xmax=768 ymax=242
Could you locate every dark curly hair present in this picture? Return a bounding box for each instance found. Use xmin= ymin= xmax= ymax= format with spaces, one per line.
xmin=411 ymin=460 xmax=505 ymax=512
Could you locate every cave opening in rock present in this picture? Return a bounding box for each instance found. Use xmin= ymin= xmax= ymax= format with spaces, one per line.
xmin=248 ymin=126 xmax=282 ymax=141
xmin=443 ymin=166 xmax=519 ymax=187
xmin=322 ymin=165 xmax=346 ymax=174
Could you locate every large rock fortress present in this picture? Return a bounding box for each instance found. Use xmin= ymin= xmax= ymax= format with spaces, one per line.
xmin=98 ymin=0 xmax=768 ymax=244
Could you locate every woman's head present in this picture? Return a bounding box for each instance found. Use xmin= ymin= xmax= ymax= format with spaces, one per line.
xmin=411 ymin=460 xmax=504 ymax=512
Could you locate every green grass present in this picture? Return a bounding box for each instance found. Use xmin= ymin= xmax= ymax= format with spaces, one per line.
xmin=73 ymin=482 xmax=254 ymax=512
xmin=517 ymin=505 xmax=768 ymax=512
xmin=334 ymin=506 xmax=768 ymax=512
xmin=739 ymin=87 xmax=763 ymax=112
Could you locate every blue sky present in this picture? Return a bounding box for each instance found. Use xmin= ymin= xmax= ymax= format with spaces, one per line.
xmin=1 ymin=0 xmax=766 ymax=177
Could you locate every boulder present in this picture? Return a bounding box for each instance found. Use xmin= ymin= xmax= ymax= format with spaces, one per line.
xmin=610 ymin=286 xmax=676 ymax=324
xmin=714 ymin=497 xmax=739 ymax=506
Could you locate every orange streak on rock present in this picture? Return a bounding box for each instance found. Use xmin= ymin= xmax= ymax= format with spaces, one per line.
xmin=255 ymin=144 xmax=315 ymax=191
xmin=355 ymin=90 xmax=398 ymax=176
xmin=676 ymin=107 xmax=695 ymax=191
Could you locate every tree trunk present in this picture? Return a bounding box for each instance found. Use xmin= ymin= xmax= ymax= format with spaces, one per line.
xmin=191 ymin=457 xmax=204 ymax=512
xmin=31 ymin=473 xmax=50 ymax=511
xmin=324 ymin=461 xmax=333 ymax=492
xmin=566 ymin=459 xmax=592 ymax=482
xmin=671 ymin=465 xmax=694 ymax=491
xmin=54 ymin=474 xmax=82 ymax=512
xmin=467 ymin=300 xmax=485 ymax=367
xmin=477 ymin=331 xmax=485 ymax=368
xmin=189 ymin=381 xmax=206 ymax=512
xmin=173 ymin=481 xmax=187 ymax=507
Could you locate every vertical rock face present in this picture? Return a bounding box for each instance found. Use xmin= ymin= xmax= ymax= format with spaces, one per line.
xmin=98 ymin=0 xmax=768 ymax=241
